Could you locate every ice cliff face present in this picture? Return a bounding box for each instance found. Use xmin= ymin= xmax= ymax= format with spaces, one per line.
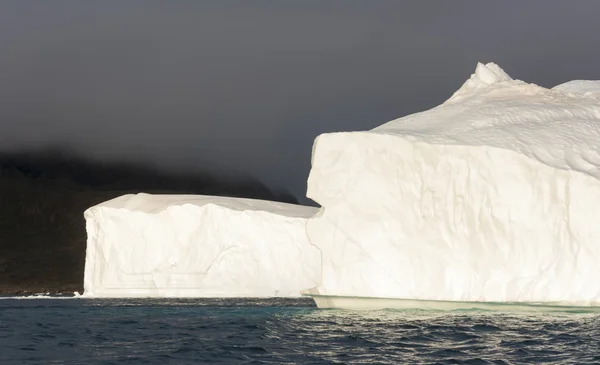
xmin=307 ymin=63 xmax=600 ymax=305
xmin=83 ymin=193 xmax=320 ymax=297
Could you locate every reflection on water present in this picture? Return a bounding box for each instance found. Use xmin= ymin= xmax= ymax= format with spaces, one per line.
xmin=0 ymin=298 xmax=598 ymax=364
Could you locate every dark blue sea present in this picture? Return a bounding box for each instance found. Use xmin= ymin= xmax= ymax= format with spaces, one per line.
xmin=1 ymin=297 xmax=599 ymax=364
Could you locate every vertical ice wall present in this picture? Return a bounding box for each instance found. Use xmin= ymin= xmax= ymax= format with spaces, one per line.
xmin=305 ymin=63 xmax=600 ymax=305
xmin=83 ymin=193 xmax=320 ymax=297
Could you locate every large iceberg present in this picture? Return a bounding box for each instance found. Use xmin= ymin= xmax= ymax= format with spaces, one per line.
xmin=306 ymin=63 xmax=600 ymax=305
xmin=83 ymin=193 xmax=320 ymax=297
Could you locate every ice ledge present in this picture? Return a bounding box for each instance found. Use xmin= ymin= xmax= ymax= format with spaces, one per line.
xmin=302 ymin=287 xmax=600 ymax=310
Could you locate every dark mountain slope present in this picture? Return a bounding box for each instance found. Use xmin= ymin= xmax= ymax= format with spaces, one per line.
xmin=0 ymin=149 xmax=298 ymax=295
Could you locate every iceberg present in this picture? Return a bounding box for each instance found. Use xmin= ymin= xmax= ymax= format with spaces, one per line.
xmin=306 ymin=62 xmax=600 ymax=307
xmin=83 ymin=193 xmax=320 ymax=297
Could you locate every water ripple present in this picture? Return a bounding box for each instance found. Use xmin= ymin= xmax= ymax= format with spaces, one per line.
xmin=0 ymin=298 xmax=599 ymax=364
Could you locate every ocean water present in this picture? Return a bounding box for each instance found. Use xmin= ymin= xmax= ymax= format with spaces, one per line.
xmin=1 ymin=297 xmax=599 ymax=364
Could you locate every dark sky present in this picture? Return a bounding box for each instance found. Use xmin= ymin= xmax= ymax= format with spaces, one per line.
xmin=1 ymin=1 xmax=599 ymax=203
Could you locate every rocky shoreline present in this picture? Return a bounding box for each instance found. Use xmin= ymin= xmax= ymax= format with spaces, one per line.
xmin=0 ymin=288 xmax=79 ymax=297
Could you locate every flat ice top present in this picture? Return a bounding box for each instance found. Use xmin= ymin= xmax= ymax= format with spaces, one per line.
xmin=89 ymin=193 xmax=316 ymax=218
xmin=369 ymin=63 xmax=600 ymax=179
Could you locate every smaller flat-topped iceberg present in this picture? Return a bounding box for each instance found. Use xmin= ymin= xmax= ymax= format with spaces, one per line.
xmin=83 ymin=193 xmax=320 ymax=298
xmin=305 ymin=62 xmax=600 ymax=308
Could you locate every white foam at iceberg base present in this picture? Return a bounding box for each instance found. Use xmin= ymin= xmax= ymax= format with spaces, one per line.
xmin=83 ymin=193 xmax=320 ymax=298
xmin=306 ymin=62 xmax=600 ymax=305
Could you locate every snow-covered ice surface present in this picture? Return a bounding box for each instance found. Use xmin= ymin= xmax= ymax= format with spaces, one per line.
xmin=83 ymin=193 xmax=320 ymax=298
xmin=552 ymin=80 xmax=600 ymax=97
xmin=306 ymin=62 xmax=600 ymax=305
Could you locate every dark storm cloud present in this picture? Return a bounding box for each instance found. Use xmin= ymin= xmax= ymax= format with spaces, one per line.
xmin=1 ymin=1 xmax=600 ymax=201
